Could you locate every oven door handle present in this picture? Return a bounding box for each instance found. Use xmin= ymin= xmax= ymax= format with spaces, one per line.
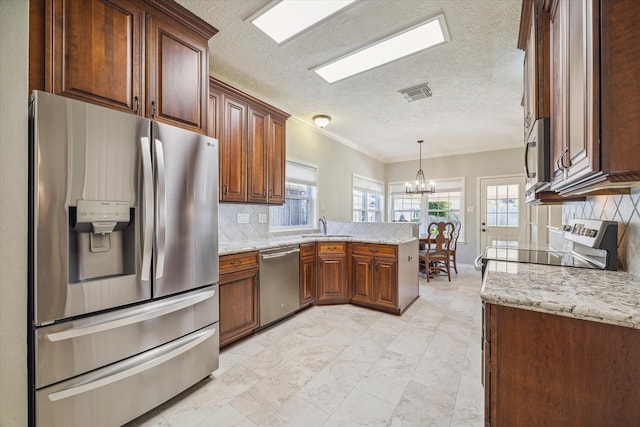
xmin=474 ymin=254 xmax=483 ymax=271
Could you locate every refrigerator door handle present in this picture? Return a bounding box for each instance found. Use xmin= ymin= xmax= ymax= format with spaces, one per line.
xmin=154 ymin=138 xmax=166 ymax=280
xmin=46 ymin=289 xmax=216 ymax=342
xmin=140 ymin=137 xmax=154 ymax=282
xmin=46 ymin=327 xmax=216 ymax=402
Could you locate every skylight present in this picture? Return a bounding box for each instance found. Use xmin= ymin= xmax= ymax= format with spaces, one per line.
xmin=313 ymin=14 xmax=450 ymax=84
xmin=251 ymin=0 xmax=356 ymax=44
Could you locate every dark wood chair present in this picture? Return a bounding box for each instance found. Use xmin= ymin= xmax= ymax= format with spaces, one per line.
xmin=448 ymin=222 xmax=460 ymax=274
xmin=422 ymin=221 xmax=454 ymax=281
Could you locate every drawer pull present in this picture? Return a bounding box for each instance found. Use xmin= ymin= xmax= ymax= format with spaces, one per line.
xmin=230 ymin=260 xmax=242 ymax=265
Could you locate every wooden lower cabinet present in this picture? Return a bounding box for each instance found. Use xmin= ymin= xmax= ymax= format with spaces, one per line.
xmin=484 ymin=303 xmax=640 ymax=425
xmin=315 ymin=242 xmax=349 ymax=304
xmin=299 ymin=243 xmax=316 ymax=308
xmin=351 ymin=242 xmax=417 ymax=314
xmin=218 ymin=252 xmax=259 ymax=348
xmin=352 ymin=248 xmax=398 ymax=312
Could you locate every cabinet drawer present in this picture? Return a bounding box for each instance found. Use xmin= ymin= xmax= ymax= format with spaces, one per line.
xmin=317 ymin=242 xmax=345 ymax=253
xmin=219 ymin=252 xmax=259 ymax=273
xmin=299 ymin=243 xmax=316 ymax=257
xmin=351 ymin=243 xmax=396 ymax=257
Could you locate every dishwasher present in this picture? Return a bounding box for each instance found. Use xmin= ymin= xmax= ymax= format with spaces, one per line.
xmin=258 ymin=245 xmax=300 ymax=330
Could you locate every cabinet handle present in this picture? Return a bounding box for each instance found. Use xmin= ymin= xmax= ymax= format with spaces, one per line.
xmin=134 ymin=96 xmax=139 ymax=114
xmin=560 ymin=148 xmax=570 ymax=169
xmin=151 ymin=100 xmax=157 ymax=118
xmin=224 ymin=183 xmax=228 ymax=195
xmin=263 ymin=188 xmax=267 ymax=197
xmin=230 ymin=260 xmax=242 ymax=265
xmin=369 ymin=247 xmax=378 ymax=252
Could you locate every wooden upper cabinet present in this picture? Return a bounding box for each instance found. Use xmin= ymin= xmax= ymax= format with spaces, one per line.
xmin=31 ymin=0 xmax=217 ymax=133
xmin=545 ymin=0 xmax=640 ymax=195
xmin=48 ymin=0 xmax=143 ymax=113
xmin=221 ymin=94 xmax=247 ymax=202
xmin=210 ymin=77 xmax=290 ymax=204
xmin=146 ymin=10 xmax=209 ymax=132
xmin=268 ymin=115 xmax=286 ymax=204
xmin=548 ymin=0 xmax=599 ymax=191
xmin=247 ymin=106 xmax=269 ymax=203
xmin=518 ymin=0 xmax=551 ymax=138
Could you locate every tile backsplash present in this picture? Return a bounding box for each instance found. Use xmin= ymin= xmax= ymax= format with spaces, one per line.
xmin=218 ymin=204 xmax=419 ymax=242
xmin=562 ymin=188 xmax=640 ymax=276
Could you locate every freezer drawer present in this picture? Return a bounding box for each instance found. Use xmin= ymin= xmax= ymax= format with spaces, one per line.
xmin=35 ymin=286 xmax=218 ymax=388
xmin=35 ymin=324 xmax=218 ymax=427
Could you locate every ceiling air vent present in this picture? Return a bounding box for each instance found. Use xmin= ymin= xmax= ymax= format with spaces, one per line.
xmin=399 ymin=83 xmax=432 ymax=103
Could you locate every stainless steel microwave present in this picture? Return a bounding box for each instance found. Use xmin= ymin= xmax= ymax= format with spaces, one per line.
xmin=524 ymin=117 xmax=550 ymax=193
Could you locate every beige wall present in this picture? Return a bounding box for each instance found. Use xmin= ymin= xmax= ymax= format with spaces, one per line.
xmin=0 ymin=1 xmax=29 ymax=426
xmin=286 ymin=117 xmax=386 ymax=221
xmin=386 ymin=147 xmax=524 ymax=265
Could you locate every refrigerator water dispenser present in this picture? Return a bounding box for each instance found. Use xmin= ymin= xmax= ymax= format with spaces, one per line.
xmin=70 ymin=200 xmax=135 ymax=281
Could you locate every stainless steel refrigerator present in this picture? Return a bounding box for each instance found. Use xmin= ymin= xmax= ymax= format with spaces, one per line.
xmin=28 ymin=91 xmax=219 ymax=426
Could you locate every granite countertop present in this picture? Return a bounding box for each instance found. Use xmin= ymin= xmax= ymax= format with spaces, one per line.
xmin=219 ymin=235 xmax=418 ymax=256
xmin=481 ymin=260 xmax=640 ymax=329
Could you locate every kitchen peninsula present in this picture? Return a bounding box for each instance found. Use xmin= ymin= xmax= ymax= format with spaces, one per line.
xmin=481 ymin=261 xmax=640 ymax=425
xmin=217 ymin=222 xmax=420 ymax=348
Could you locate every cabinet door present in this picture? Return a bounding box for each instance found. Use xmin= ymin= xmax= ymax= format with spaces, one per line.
xmin=373 ymin=257 xmax=397 ymax=309
xmin=247 ymin=106 xmax=269 ymax=203
xmin=208 ymin=85 xmax=222 ymax=141
xmin=49 ymin=0 xmax=143 ymax=113
xmin=564 ymin=0 xmax=598 ymax=182
xmin=146 ymin=11 xmax=209 ymax=133
xmin=300 ymin=255 xmax=316 ymax=307
xmin=219 ymin=268 xmax=259 ymax=347
xmin=268 ymin=115 xmax=286 ymax=204
xmin=220 ymin=95 xmax=247 ymax=202
xmin=316 ymin=253 xmax=348 ymax=304
xmin=550 ymin=0 xmax=567 ymax=185
xmin=523 ymin=1 xmax=536 ymax=138
xmin=351 ymin=254 xmax=373 ymax=304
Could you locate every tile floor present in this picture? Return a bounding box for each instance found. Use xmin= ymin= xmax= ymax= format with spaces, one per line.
xmin=129 ymin=267 xmax=484 ymax=426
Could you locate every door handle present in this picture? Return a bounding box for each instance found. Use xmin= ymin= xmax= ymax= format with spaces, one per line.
xmin=140 ymin=137 xmax=153 ymax=282
xmin=154 ymin=139 xmax=166 ymax=280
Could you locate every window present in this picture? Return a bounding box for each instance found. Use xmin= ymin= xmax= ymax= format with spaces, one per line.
xmin=388 ymin=177 xmax=465 ymax=240
xmin=270 ymin=161 xmax=317 ymax=230
xmin=485 ymin=184 xmax=519 ymax=227
xmin=427 ymin=192 xmax=461 ymax=225
xmin=353 ymin=175 xmax=384 ymax=222
xmin=390 ymin=193 xmax=422 ymax=223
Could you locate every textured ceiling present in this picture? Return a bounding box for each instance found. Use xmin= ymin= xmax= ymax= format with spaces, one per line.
xmin=177 ymin=0 xmax=525 ymax=163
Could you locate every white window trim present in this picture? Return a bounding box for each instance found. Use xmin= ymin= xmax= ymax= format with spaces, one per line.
xmin=352 ymin=173 xmax=385 ymax=222
xmin=269 ymin=157 xmax=319 ymax=234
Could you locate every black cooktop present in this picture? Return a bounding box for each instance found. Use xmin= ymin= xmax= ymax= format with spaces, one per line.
xmin=482 ymin=247 xmax=606 ymax=269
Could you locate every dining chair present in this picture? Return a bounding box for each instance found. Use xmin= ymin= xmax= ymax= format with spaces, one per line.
xmin=423 ymin=221 xmax=454 ymax=281
xmin=448 ymin=222 xmax=460 ymax=274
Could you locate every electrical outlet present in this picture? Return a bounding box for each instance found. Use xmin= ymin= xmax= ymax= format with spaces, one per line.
xmin=237 ymin=213 xmax=250 ymax=224
xmin=259 ymin=213 xmax=267 ymax=224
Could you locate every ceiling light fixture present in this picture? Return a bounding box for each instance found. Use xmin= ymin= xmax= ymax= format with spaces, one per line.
xmin=250 ymin=0 xmax=356 ymax=44
xmin=313 ymin=115 xmax=331 ymax=128
xmin=406 ymin=140 xmax=435 ymax=194
xmin=313 ymin=14 xmax=450 ymax=84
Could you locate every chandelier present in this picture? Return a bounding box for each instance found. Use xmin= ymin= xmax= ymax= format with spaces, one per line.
xmin=405 ymin=140 xmax=435 ymax=194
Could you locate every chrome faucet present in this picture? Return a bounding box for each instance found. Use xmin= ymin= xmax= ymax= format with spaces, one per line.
xmin=318 ymin=216 xmax=327 ymax=236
